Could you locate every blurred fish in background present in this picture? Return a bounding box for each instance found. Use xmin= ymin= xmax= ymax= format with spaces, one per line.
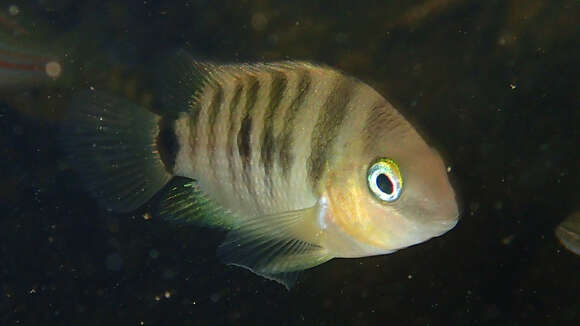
xmin=0 ymin=31 xmax=63 ymax=88
xmin=0 ymin=3 xmax=156 ymax=123
xmin=0 ymin=7 xmax=65 ymax=89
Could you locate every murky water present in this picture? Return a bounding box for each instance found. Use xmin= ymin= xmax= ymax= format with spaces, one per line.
xmin=1 ymin=1 xmax=579 ymax=325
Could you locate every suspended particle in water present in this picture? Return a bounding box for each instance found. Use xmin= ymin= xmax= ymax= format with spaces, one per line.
xmin=45 ymin=61 xmax=62 ymax=79
xmin=8 ymin=5 xmax=19 ymax=16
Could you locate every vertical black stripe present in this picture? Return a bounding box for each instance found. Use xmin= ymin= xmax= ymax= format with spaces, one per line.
xmin=277 ymin=70 xmax=312 ymax=176
xmin=307 ymin=76 xmax=354 ymax=187
xmin=260 ymin=71 xmax=288 ymax=192
xmin=226 ymin=81 xmax=244 ymax=191
xmin=156 ymin=117 xmax=178 ymax=174
xmin=237 ymin=76 xmax=260 ymax=200
xmin=237 ymin=77 xmax=259 ymax=167
xmin=207 ymin=85 xmax=224 ymax=172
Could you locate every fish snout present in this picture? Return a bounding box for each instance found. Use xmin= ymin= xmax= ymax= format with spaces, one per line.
xmin=428 ymin=198 xmax=459 ymax=236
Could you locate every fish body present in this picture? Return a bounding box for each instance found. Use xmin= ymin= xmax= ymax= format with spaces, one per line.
xmin=62 ymin=51 xmax=458 ymax=288
xmin=555 ymin=211 xmax=580 ymax=256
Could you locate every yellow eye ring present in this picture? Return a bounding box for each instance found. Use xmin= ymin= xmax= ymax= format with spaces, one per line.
xmin=367 ymin=158 xmax=403 ymax=202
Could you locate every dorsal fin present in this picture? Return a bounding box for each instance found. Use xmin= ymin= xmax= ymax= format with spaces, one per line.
xmin=156 ymin=49 xmax=220 ymax=117
xmin=156 ymin=49 xmax=325 ymax=117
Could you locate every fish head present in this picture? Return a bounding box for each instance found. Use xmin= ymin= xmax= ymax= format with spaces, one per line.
xmin=323 ymin=109 xmax=458 ymax=257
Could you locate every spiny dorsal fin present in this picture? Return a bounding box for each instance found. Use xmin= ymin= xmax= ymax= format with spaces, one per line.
xmin=156 ymin=49 xmax=219 ymax=117
xmin=156 ymin=49 xmax=324 ymax=117
xmin=157 ymin=177 xmax=237 ymax=229
xmin=217 ymin=206 xmax=334 ymax=289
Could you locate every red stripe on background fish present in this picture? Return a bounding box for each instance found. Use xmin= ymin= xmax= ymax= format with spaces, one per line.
xmin=0 ymin=48 xmax=51 ymax=62
xmin=0 ymin=59 xmax=43 ymax=71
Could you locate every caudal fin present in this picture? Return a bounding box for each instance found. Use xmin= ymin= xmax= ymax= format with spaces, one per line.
xmin=61 ymin=91 xmax=172 ymax=212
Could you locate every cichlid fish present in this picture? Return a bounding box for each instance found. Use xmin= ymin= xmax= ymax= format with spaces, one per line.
xmin=61 ymin=51 xmax=459 ymax=288
xmin=555 ymin=211 xmax=580 ymax=256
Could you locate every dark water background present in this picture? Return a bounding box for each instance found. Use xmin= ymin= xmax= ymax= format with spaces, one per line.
xmin=1 ymin=0 xmax=579 ymax=325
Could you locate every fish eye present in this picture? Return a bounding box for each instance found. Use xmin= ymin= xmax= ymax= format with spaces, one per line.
xmin=367 ymin=158 xmax=403 ymax=202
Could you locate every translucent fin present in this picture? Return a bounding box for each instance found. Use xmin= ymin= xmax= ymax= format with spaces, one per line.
xmin=61 ymin=91 xmax=172 ymax=212
xmin=157 ymin=177 xmax=237 ymax=229
xmin=217 ymin=206 xmax=334 ymax=289
xmin=156 ymin=49 xmax=218 ymax=116
xmin=555 ymin=211 xmax=580 ymax=256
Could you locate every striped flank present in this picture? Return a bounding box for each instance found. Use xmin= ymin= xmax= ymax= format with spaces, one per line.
xmin=237 ymin=76 xmax=260 ymax=199
xmin=277 ymin=70 xmax=312 ymax=177
xmin=260 ymin=70 xmax=288 ymax=192
xmin=307 ymin=76 xmax=355 ymax=186
xmin=225 ymin=79 xmax=244 ymax=193
xmin=207 ymin=84 xmax=224 ymax=176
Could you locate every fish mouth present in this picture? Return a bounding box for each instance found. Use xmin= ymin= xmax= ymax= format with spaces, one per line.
xmin=428 ymin=218 xmax=459 ymax=236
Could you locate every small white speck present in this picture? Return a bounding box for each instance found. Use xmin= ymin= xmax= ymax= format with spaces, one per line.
xmin=407 ymin=274 xmax=413 ymax=279
xmin=446 ymin=166 xmax=452 ymax=173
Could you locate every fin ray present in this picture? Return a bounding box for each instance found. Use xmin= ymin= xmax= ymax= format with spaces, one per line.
xmin=217 ymin=206 xmax=334 ymax=289
xmin=156 ymin=49 xmax=218 ymax=116
xmin=157 ymin=177 xmax=237 ymax=229
xmin=61 ymin=91 xmax=172 ymax=212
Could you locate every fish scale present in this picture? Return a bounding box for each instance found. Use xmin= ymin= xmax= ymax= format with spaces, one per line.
xmin=183 ymin=64 xmax=337 ymax=216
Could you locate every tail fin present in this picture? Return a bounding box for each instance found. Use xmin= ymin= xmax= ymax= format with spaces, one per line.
xmin=61 ymin=91 xmax=172 ymax=212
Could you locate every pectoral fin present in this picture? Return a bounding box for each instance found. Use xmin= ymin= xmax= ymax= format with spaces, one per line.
xmin=217 ymin=206 xmax=333 ymax=289
xmin=157 ymin=177 xmax=237 ymax=229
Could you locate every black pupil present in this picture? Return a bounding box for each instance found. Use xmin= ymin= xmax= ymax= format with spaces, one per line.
xmin=376 ymin=173 xmax=393 ymax=195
